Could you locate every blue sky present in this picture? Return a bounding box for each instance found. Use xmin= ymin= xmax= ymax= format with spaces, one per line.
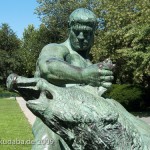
xmin=0 ymin=0 xmax=41 ymax=38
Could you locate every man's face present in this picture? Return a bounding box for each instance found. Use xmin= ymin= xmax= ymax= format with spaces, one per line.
xmin=69 ymin=25 xmax=94 ymax=51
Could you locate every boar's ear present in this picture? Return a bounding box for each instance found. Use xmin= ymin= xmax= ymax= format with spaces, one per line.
xmin=36 ymin=78 xmax=62 ymax=98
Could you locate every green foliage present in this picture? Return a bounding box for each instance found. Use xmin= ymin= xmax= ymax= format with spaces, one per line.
xmin=35 ymin=0 xmax=100 ymax=42
xmin=0 ymin=22 xmax=70 ymax=79
xmin=0 ymin=23 xmax=20 ymax=51
xmin=18 ymin=24 xmax=55 ymax=76
xmin=0 ymin=87 xmax=18 ymax=98
xmin=0 ymin=23 xmax=21 ymax=85
xmin=103 ymin=84 xmax=144 ymax=111
xmin=90 ymin=0 xmax=150 ymax=88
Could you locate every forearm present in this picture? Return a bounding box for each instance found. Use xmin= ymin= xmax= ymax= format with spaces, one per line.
xmin=39 ymin=58 xmax=84 ymax=85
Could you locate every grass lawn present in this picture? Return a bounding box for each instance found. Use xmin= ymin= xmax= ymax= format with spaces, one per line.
xmin=0 ymin=98 xmax=34 ymax=150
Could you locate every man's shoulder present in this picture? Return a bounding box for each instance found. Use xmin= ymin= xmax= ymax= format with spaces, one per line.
xmin=42 ymin=43 xmax=69 ymax=53
xmin=39 ymin=43 xmax=70 ymax=58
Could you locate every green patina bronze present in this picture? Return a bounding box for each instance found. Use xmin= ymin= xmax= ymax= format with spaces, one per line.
xmin=7 ymin=8 xmax=150 ymax=150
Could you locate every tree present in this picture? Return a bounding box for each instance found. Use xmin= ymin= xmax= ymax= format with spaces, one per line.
xmin=0 ymin=23 xmax=20 ymax=52
xmin=90 ymin=0 xmax=150 ymax=88
xmin=19 ymin=24 xmax=56 ymax=77
xmin=0 ymin=23 xmax=21 ymax=85
xmin=35 ymin=0 xmax=100 ymax=42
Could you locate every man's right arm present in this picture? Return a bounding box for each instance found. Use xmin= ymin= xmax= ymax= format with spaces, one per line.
xmin=37 ymin=44 xmax=113 ymax=87
xmin=37 ymin=44 xmax=84 ymax=86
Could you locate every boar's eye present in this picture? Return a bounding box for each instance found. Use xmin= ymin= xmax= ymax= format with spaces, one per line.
xmin=45 ymin=90 xmax=53 ymax=99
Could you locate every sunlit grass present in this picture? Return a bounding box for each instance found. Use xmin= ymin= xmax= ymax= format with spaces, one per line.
xmin=0 ymin=98 xmax=33 ymax=150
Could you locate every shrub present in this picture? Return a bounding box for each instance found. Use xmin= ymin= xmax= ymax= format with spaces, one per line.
xmin=0 ymin=86 xmax=18 ymax=98
xmin=103 ymin=84 xmax=144 ymax=111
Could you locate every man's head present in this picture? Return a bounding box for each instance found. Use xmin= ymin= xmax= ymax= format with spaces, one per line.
xmin=68 ymin=8 xmax=97 ymax=51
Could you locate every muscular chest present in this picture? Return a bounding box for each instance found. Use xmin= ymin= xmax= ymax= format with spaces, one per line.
xmin=65 ymin=53 xmax=87 ymax=68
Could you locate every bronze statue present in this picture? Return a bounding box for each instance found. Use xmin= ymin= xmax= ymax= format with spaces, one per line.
xmin=7 ymin=8 xmax=150 ymax=150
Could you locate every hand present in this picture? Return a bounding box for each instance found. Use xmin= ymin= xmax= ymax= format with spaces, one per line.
xmin=81 ymin=64 xmax=113 ymax=87
xmin=81 ymin=58 xmax=114 ymax=88
xmin=98 ymin=58 xmax=115 ymax=88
